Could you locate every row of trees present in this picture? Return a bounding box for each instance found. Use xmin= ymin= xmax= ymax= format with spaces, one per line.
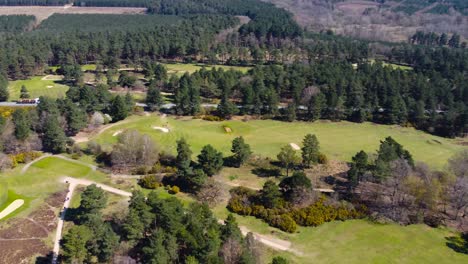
xmin=149 ymin=61 xmax=466 ymax=138
xmin=410 ymin=31 xmax=465 ymax=48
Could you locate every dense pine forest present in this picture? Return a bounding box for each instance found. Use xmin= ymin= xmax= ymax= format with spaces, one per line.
xmin=0 ymin=15 xmax=35 ymax=33
xmin=0 ymin=0 xmax=466 ymax=138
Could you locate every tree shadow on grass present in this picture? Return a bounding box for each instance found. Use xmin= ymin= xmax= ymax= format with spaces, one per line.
xmin=446 ymin=233 xmax=468 ymax=254
xmin=251 ymin=167 xmax=281 ymax=177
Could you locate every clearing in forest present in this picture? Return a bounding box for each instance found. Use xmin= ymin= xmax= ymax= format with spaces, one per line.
xmin=91 ymin=115 xmax=464 ymax=169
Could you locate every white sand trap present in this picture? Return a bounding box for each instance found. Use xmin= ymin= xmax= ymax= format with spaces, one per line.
xmin=152 ymin=126 xmax=170 ymax=133
xmin=112 ymin=130 xmax=123 ymax=137
xmin=289 ymin=143 xmax=300 ymax=150
xmin=0 ymin=199 xmax=24 ymax=220
xmin=47 ymin=85 xmax=53 ymax=88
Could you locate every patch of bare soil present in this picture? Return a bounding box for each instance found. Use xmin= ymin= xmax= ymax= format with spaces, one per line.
xmin=0 ymin=191 xmax=66 ymax=264
xmin=305 ymin=160 xmax=349 ymax=189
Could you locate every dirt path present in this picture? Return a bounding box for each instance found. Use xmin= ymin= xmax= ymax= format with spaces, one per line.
xmin=52 ymin=176 xmax=299 ymax=261
xmin=20 ymin=154 xmax=51 ymax=174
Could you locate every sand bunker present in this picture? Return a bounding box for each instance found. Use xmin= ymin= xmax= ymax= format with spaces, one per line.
xmin=289 ymin=143 xmax=300 ymax=150
xmin=152 ymin=126 xmax=170 ymax=133
xmin=0 ymin=199 xmax=25 ymax=220
xmin=47 ymin=85 xmax=53 ymax=88
xmin=112 ymin=130 xmax=123 ymax=137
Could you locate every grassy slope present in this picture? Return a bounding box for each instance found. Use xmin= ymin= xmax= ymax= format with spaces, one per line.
xmin=8 ymin=76 xmax=69 ymax=101
xmin=92 ymin=115 xmax=464 ymax=169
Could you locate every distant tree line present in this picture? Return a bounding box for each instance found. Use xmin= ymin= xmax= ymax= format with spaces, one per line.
xmin=154 ymin=61 xmax=466 ymax=138
xmin=0 ymin=14 xmax=237 ymax=79
xmin=410 ymin=31 xmax=466 ymax=48
xmin=0 ymin=0 xmax=70 ymax=5
xmin=0 ymin=15 xmax=35 ymax=33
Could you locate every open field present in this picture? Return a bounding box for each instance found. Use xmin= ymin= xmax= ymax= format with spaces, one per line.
xmin=164 ymin=63 xmax=252 ymax=76
xmin=0 ymin=6 xmax=147 ymax=24
xmin=369 ymin=59 xmax=413 ymax=71
xmin=214 ymin=202 xmax=468 ymax=264
xmin=92 ymin=115 xmax=465 ymax=169
xmin=8 ymin=76 xmax=68 ymax=101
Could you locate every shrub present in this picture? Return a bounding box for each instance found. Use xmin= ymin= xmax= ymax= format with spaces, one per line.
xmin=227 ymin=187 xmax=366 ymax=233
xmin=9 ymin=151 xmax=41 ymax=168
xmin=318 ymin=153 xmax=328 ymax=164
xmin=138 ymin=175 xmax=161 ymax=189
xmin=170 ymin=185 xmax=180 ymax=194
xmin=202 ymin=115 xmax=224 ymax=122
xmin=71 ymin=153 xmax=81 ymax=160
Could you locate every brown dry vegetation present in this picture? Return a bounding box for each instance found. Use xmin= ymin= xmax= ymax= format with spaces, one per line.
xmin=0 ymin=191 xmax=66 ymax=264
xmin=263 ymin=0 xmax=468 ymax=42
xmin=0 ymin=6 xmax=147 ymax=24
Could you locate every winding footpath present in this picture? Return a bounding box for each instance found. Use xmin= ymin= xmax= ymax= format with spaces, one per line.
xmin=50 ymin=177 xmax=298 ymax=263
xmin=20 ymin=155 xmax=299 ymax=261
xmin=51 ymin=177 xmax=131 ymax=264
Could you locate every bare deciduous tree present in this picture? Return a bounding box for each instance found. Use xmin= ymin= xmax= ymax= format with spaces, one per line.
xmin=111 ymin=130 xmax=159 ymax=172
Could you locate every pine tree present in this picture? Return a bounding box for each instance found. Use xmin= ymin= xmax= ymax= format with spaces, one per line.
xmin=231 ymin=136 xmax=252 ymax=167
xmin=301 ymin=134 xmax=320 ymax=168
xmin=308 ymin=93 xmax=326 ymax=121
xmin=347 ymin=150 xmax=368 ymax=187
xmin=197 ymin=144 xmax=224 ymax=176
xmin=146 ymin=81 xmax=163 ymax=111
xmin=277 ymin=145 xmax=299 ymax=176
xmin=0 ymin=75 xmax=9 ymax=102
xmin=20 ymin=85 xmax=30 ymax=99
xmin=42 ymin=115 xmax=67 ymax=153
xmin=12 ymin=109 xmax=31 ymax=140
xmin=285 ymin=102 xmax=296 ymax=122
xmin=260 ymin=180 xmax=282 ymax=208
xmin=176 ymin=137 xmax=192 ymax=173
xmin=217 ymin=94 xmax=238 ymax=118
xmin=110 ymin=95 xmax=128 ymax=122
xmin=124 ymin=92 xmax=134 ymax=113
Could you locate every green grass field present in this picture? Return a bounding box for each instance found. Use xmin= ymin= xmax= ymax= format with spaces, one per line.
xmin=8 ymin=76 xmax=69 ymax=101
xmin=92 ymin=115 xmax=464 ymax=169
xmin=163 ymin=63 xmax=251 ymax=76
xmin=369 ymin=59 xmax=413 ymax=71
xmin=0 ymin=157 xmax=110 ymax=218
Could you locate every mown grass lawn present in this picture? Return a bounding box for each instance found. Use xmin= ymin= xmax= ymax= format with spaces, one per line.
xmin=163 ymin=63 xmax=251 ymax=76
xmin=211 ymin=201 xmax=468 ymax=264
xmin=0 ymin=157 xmax=109 ymax=218
xmin=92 ymin=115 xmax=464 ymax=169
xmin=8 ymin=76 xmax=69 ymax=101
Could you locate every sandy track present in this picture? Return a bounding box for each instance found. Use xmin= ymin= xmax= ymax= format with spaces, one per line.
xmin=0 ymin=6 xmax=147 ymax=24
xmin=51 ymin=177 xmax=300 ymax=261
xmin=0 ymin=200 xmax=25 ymax=220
